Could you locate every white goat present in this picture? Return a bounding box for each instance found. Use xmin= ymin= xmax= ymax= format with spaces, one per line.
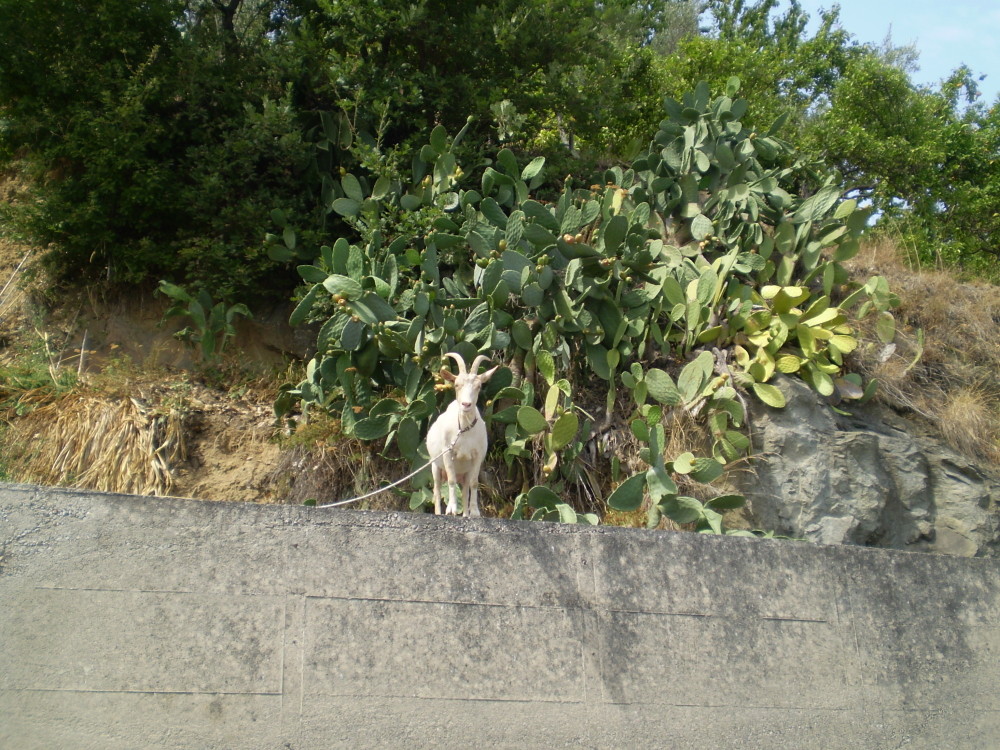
xmin=425 ymin=353 xmax=498 ymax=517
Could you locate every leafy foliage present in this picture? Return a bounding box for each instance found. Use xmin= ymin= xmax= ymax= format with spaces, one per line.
xmin=307 ymin=0 xmax=698 ymax=155
xmin=0 ymin=0 xmax=312 ymax=300
xmin=807 ymin=61 xmax=1000 ymax=269
xmin=157 ymin=281 xmax=252 ymax=365
xmin=277 ymin=80 xmax=897 ymax=527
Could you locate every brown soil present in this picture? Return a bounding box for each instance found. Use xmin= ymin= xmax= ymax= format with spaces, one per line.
xmin=0 ymin=205 xmax=301 ymax=504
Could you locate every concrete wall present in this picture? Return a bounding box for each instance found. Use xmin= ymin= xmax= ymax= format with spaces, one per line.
xmin=1 ymin=482 xmax=998 ymax=749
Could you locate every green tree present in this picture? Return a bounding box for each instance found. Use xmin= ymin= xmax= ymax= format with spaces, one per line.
xmin=807 ymin=59 xmax=1000 ymax=268
xmin=0 ymin=0 xmax=312 ymax=299
xmin=303 ymin=0 xmax=697 ymax=154
xmin=656 ymin=0 xmax=862 ymax=131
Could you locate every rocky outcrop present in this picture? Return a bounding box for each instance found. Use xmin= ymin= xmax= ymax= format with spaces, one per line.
xmin=733 ymin=376 xmax=1000 ymax=556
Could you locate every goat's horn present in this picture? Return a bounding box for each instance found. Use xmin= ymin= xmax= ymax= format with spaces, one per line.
xmin=443 ymin=352 xmax=468 ymax=376
xmin=468 ymin=354 xmax=492 ymax=374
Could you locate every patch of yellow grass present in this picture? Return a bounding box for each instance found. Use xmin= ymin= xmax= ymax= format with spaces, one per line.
xmin=7 ymin=392 xmax=187 ymax=496
xmin=846 ymin=237 xmax=1000 ymax=464
xmin=934 ymin=386 xmax=1000 ymax=464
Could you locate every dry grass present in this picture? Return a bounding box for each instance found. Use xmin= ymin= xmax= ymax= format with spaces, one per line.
xmin=7 ymin=392 xmax=187 ymax=496
xmin=268 ymin=414 xmax=409 ymax=509
xmin=936 ymin=386 xmax=1000 ymax=463
xmin=845 ymin=238 xmax=1000 ymax=464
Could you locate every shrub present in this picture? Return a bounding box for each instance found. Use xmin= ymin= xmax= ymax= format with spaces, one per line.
xmin=276 ymin=79 xmax=899 ymax=528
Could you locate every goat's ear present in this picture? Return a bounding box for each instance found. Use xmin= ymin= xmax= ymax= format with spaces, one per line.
xmin=440 ymin=368 xmax=457 ymax=382
xmin=478 ymin=365 xmax=500 ymax=383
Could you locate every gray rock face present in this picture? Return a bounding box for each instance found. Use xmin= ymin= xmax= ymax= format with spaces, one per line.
xmin=734 ymin=376 xmax=1000 ymax=556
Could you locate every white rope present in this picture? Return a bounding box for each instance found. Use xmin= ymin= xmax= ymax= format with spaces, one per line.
xmin=315 ymin=416 xmax=477 ymax=509
xmin=315 ymin=445 xmax=449 ymax=508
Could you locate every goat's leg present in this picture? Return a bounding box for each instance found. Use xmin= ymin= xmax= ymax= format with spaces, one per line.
xmin=465 ymin=473 xmax=481 ymax=518
xmin=443 ymin=456 xmax=460 ymax=515
xmin=445 ymin=477 xmax=460 ymax=515
xmin=431 ymin=463 xmax=444 ymax=515
xmin=457 ymin=474 xmax=469 ymax=518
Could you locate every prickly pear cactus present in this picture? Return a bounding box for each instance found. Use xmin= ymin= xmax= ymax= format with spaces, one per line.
xmin=276 ymin=79 xmax=899 ymax=529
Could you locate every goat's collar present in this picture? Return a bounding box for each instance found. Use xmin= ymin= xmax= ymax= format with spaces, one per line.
xmin=457 ymin=414 xmax=478 ymax=435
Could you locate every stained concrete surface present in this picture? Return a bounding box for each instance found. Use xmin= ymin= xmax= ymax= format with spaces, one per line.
xmin=1 ymin=482 xmax=998 ymax=749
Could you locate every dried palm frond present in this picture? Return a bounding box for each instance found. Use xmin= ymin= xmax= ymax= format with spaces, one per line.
xmin=12 ymin=393 xmax=187 ymax=496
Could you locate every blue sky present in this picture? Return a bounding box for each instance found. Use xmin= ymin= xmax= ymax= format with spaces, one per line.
xmin=790 ymin=0 xmax=1000 ymax=104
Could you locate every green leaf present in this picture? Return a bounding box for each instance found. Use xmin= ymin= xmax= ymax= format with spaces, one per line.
xmin=696 ymin=266 xmax=717 ymax=306
xmin=511 ymin=319 xmax=532 ymax=350
xmin=516 ymin=406 xmax=548 ymax=435
xmin=602 ymin=214 xmax=628 ymax=251
xmin=705 ymin=494 xmax=746 ymax=510
xmin=876 ymin=312 xmax=896 ymax=344
xmin=353 ymin=414 xmax=393 ymax=440
xmin=550 ymin=412 xmax=580 ymax=451
xmin=834 ymin=239 xmax=860 ymax=262
xmin=157 ymin=280 xmax=192 ymax=304
xmin=775 ymin=354 xmax=802 ymax=374
xmin=521 ymin=282 xmax=544 ymax=307
xmin=690 ymin=457 xmax=724 ymax=483
xmin=526 ymin=485 xmax=561 ymax=509
xmin=701 ymin=507 xmax=724 ymax=534
xmin=521 ymin=156 xmax=545 ymax=181
xmin=522 ymin=199 xmax=560 ymax=232
xmin=672 ymin=451 xmax=695 ymax=474
xmin=372 ymin=175 xmax=392 ymax=200
xmin=395 ymin=417 xmax=421 ymax=460
xmin=536 ymin=350 xmax=555 ymax=386
xmin=678 ymin=351 xmax=713 ymax=403
xmin=659 ymin=495 xmax=703 ymax=524
xmin=829 ymin=334 xmax=858 ymax=355
xmin=497 ymin=148 xmax=519 ymax=177
xmin=481 ymin=197 xmax=508 ymax=228
xmin=297 ymin=265 xmax=327 ymax=284
xmin=559 ymin=205 xmax=583 ymax=236
xmin=723 ymin=430 xmax=750 ymax=454
xmin=289 ymin=284 xmax=321 ymax=326
xmin=354 ymin=292 xmax=398 ymax=323
xmin=400 ymin=194 xmax=422 ymax=211
xmin=266 ymin=244 xmax=296 ymax=262
xmin=463 ymin=302 xmax=492 ymax=334
xmin=430 ymin=125 xmax=448 ymax=154
xmin=793 ymin=185 xmax=841 ymax=223
xmin=691 ymin=213 xmax=714 ymax=241
xmin=630 ymin=418 xmax=649 ymax=443
xmin=645 ymin=368 xmax=681 ymax=405
xmin=556 ymin=504 xmax=578 ymax=524
xmin=833 ymin=198 xmax=857 ymax=220
xmin=341 ymin=173 xmax=364 ymax=201
xmin=430 ymin=232 xmax=465 ymax=249
xmin=752 ymin=381 xmax=786 ymax=408
xmin=332 ymin=198 xmax=361 ymax=217
xmin=323 ymin=275 xmax=363 ymax=299
xmin=803 ymin=363 xmax=836 ymax=397
xmin=607 ymin=472 xmax=647 ymax=512
xmin=340 ymin=319 xmax=365 ymax=350
xmin=646 ymin=465 xmax=678 ymax=500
